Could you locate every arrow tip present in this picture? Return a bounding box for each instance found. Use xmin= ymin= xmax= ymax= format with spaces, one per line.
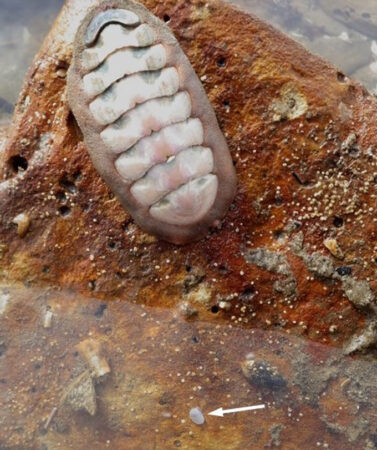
xmin=208 ymin=407 xmax=223 ymax=417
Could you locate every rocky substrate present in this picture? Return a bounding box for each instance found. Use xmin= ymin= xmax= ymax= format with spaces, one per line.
xmin=1 ymin=0 xmax=377 ymax=447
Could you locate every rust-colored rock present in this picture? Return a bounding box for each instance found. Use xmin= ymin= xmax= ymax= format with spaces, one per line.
xmin=1 ymin=0 xmax=377 ymax=448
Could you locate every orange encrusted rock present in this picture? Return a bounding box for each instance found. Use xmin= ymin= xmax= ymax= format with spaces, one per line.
xmin=1 ymin=0 xmax=377 ymax=448
xmin=1 ymin=0 xmax=377 ymax=350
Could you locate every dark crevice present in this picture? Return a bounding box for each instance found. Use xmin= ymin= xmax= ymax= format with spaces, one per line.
xmin=59 ymin=205 xmax=71 ymax=216
xmin=333 ymin=216 xmax=344 ymax=228
xmin=217 ymin=56 xmax=226 ymax=67
xmin=8 ymin=155 xmax=28 ymax=173
xmin=59 ymin=174 xmax=77 ymax=194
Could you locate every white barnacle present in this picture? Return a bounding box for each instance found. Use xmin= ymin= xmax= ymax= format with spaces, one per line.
xmin=0 ymin=292 xmax=9 ymax=315
xmin=12 ymin=213 xmax=30 ymax=237
xmin=76 ymin=338 xmax=111 ymax=378
xmin=43 ymin=310 xmax=53 ymax=328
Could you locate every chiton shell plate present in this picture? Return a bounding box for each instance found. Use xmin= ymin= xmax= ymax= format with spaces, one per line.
xmin=67 ymin=0 xmax=237 ymax=244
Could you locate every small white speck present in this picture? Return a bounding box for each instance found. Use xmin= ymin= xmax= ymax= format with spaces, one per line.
xmin=0 ymin=293 xmax=9 ymax=315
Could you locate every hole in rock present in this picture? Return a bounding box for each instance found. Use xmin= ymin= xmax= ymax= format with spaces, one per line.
xmin=55 ymin=191 xmax=67 ymax=202
xmin=217 ymin=56 xmax=226 ymax=67
xmin=121 ymin=219 xmax=133 ymax=231
xmin=336 ymin=266 xmax=352 ymax=277
xmin=73 ymin=170 xmax=82 ymax=181
xmin=333 ymin=216 xmax=344 ymax=228
xmin=337 ymin=71 xmax=346 ymax=83
xmin=211 ymin=305 xmax=219 ymax=314
xmin=218 ymin=264 xmax=229 ymax=274
xmin=275 ymin=196 xmax=283 ymax=206
xmin=9 ymin=155 xmax=28 ymax=173
xmin=59 ymin=205 xmax=71 ymax=216
xmin=59 ymin=174 xmax=77 ymax=194
xmin=241 ymin=285 xmax=255 ymax=300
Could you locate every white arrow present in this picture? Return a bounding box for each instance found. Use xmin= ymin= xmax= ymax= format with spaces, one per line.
xmin=208 ymin=404 xmax=265 ymax=417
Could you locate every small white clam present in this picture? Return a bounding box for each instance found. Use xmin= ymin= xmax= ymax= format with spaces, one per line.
xmin=189 ymin=407 xmax=205 ymax=425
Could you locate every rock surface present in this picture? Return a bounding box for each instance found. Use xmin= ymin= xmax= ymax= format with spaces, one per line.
xmin=230 ymin=0 xmax=377 ymax=93
xmin=1 ymin=0 xmax=377 ymax=448
xmin=0 ymin=284 xmax=377 ymax=449
xmin=0 ymin=0 xmax=63 ymax=123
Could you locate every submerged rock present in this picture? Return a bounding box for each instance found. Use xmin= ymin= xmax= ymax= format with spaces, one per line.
xmin=0 ymin=284 xmax=375 ymax=449
xmin=320 ymin=0 xmax=377 ymax=38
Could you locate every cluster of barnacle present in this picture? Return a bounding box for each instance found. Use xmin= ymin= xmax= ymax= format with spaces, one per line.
xmin=277 ymin=126 xmax=377 ymax=236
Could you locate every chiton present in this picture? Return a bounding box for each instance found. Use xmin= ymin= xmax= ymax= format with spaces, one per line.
xmin=67 ymin=0 xmax=237 ymax=244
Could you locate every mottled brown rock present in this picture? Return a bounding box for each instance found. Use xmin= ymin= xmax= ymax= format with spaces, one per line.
xmin=1 ymin=0 xmax=377 ymax=446
xmin=0 ymin=284 xmax=376 ymax=449
xmin=1 ymin=0 xmax=377 ymax=347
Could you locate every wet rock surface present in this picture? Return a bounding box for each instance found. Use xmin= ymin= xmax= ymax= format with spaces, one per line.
xmin=1 ymin=0 xmax=377 ymax=348
xmin=0 ymin=284 xmax=376 ymax=449
xmin=0 ymin=0 xmax=63 ymax=124
xmin=1 ymin=0 xmax=377 ymax=448
xmin=229 ymin=0 xmax=377 ymax=93
xmin=3 ymin=0 xmax=377 ymax=126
